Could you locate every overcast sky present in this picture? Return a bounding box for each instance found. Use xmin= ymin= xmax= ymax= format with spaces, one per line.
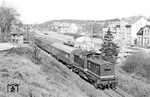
xmin=2 ymin=0 xmax=150 ymax=24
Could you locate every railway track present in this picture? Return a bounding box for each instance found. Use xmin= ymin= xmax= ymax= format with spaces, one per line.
xmin=103 ymin=87 xmax=134 ymax=97
xmin=33 ymin=33 xmax=133 ymax=97
xmin=117 ymin=68 xmax=150 ymax=84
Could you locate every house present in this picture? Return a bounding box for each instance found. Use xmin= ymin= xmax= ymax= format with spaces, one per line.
xmin=54 ymin=22 xmax=78 ymax=33
xmin=137 ymin=25 xmax=150 ymax=46
xmin=126 ymin=16 xmax=150 ymax=45
xmin=69 ymin=23 xmax=78 ymax=33
xmin=75 ymin=36 xmax=103 ymax=53
xmin=9 ymin=29 xmax=29 ymax=44
xmin=114 ymin=20 xmax=132 ymax=45
xmin=103 ymin=20 xmax=120 ymax=35
xmin=103 ymin=16 xmax=150 ymax=46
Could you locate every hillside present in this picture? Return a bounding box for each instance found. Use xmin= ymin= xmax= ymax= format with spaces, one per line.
xmin=0 ymin=46 xmax=109 ymax=97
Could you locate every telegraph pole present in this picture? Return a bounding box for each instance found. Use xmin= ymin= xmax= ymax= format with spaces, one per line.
xmin=90 ymin=24 xmax=93 ymax=50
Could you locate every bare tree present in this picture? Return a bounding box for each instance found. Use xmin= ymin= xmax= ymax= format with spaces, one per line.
xmin=0 ymin=4 xmax=20 ymax=42
xmin=31 ymin=42 xmax=41 ymax=64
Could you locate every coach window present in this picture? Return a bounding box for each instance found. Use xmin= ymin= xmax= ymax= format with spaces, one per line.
xmin=66 ymin=54 xmax=68 ymax=58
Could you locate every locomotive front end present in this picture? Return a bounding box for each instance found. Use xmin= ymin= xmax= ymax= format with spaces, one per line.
xmin=99 ymin=62 xmax=117 ymax=90
xmin=86 ymin=56 xmax=117 ymax=90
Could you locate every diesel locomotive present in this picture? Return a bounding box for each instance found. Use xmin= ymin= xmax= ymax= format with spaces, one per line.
xmin=34 ymin=37 xmax=117 ymax=90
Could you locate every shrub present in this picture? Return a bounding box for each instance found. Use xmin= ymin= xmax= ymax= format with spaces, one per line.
xmin=122 ymin=51 xmax=150 ymax=80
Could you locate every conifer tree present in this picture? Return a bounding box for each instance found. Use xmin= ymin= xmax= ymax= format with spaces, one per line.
xmin=100 ymin=29 xmax=119 ymax=63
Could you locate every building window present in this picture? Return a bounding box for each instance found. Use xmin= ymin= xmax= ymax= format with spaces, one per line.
xmin=144 ymin=30 xmax=146 ymax=35
xmin=138 ymin=37 xmax=140 ymax=44
xmin=141 ymin=37 xmax=143 ymax=45
xmin=145 ymin=37 xmax=147 ymax=44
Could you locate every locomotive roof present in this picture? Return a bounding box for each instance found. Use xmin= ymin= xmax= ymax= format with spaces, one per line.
xmin=73 ymin=49 xmax=100 ymax=56
xmin=87 ymin=57 xmax=112 ymax=65
xmin=52 ymin=42 xmax=76 ymax=54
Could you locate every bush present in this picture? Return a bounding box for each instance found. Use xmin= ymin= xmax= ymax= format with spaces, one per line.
xmin=5 ymin=47 xmax=41 ymax=65
xmin=122 ymin=51 xmax=150 ymax=80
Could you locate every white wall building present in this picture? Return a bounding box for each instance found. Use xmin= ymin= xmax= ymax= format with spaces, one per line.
xmin=56 ymin=23 xmax=78 ymax=34
xmin=69 ymin=23 xmax=78 ymax=33
xmin=103 ymin=17 xmax=150 ymax=45
xmin=75 ymin=36 xmax=103 ymax=53
xmin=126 ymin=17 xmax=150 ymax=45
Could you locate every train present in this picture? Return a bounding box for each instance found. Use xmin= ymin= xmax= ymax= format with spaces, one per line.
xmin=34 ymin=37 xmax=117 ymax=90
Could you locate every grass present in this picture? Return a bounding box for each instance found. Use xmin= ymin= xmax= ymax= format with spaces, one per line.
xmin=121 ymin=51 xmax=150 ymax=80
xmin=118 ymin=50 xmax=150 ymax=97
xmin=0 ymin=46 xmax=91 ymax=97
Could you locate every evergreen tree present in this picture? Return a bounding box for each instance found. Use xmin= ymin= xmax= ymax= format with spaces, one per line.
xmin=100 ymin=29 xmax=119 ymax=63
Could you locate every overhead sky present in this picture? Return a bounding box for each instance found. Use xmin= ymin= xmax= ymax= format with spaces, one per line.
xmin=2 ymin=0 xmax=150 ymax=24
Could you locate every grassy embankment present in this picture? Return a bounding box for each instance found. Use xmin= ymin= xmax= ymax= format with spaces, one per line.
xmin=117 ymin=51 xmax=150 ymax=97
xmin=0 ymin=42 xmax=109 ymax=97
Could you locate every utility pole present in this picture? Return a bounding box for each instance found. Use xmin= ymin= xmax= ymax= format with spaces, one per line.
xmin=90 ymin=24 xmax=93 ymax=51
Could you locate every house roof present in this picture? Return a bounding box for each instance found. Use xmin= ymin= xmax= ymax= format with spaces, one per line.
xmin=64 ymin=33 xmax=83 ymax=39
xmin=127 ymin=16 xmax=147 ymax=25
xmin=137 ymin=25 xmax=150 ymax=35
xmin=144 ymin=25 xmax=150 ymax=29
xmin=137 ymin=28 xmax=143 ymax=35
xmin=75 ymin=36 xmax=103 ymax=44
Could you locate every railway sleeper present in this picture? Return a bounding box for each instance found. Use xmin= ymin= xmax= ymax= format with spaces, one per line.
xmin=98 ymin=82 xmax=116 ymax=90
xmin=90 ymin=78 xmax=114 ymax=90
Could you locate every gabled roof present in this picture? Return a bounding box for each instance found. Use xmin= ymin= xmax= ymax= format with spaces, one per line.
xmin=75 ymin=36 xmax=103 ymax=44
xmin=127 ymin=16 xmax=147 ymax=25
xmin=144 ymin=25 xmax=150 ymax=29
xmin=137 ymin=28 xmax=143 ymax=35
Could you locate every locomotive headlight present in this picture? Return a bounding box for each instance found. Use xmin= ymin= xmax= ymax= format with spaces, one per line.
xmin=100 ymin=75 xmax=115 ymax=79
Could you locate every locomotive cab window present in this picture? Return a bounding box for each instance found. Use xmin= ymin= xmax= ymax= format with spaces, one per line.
xmin=88 ymin=61 xmax=91 ymax=68
xmin=104 ymin=68 xmax=111 ymax=71
xmin=104 ymin=65 xmax=111 ymax=72
xmin=66 ymin=54 xmax=69 ymax=58
xmin=95 ymin=65 xmax=100 ymax=75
